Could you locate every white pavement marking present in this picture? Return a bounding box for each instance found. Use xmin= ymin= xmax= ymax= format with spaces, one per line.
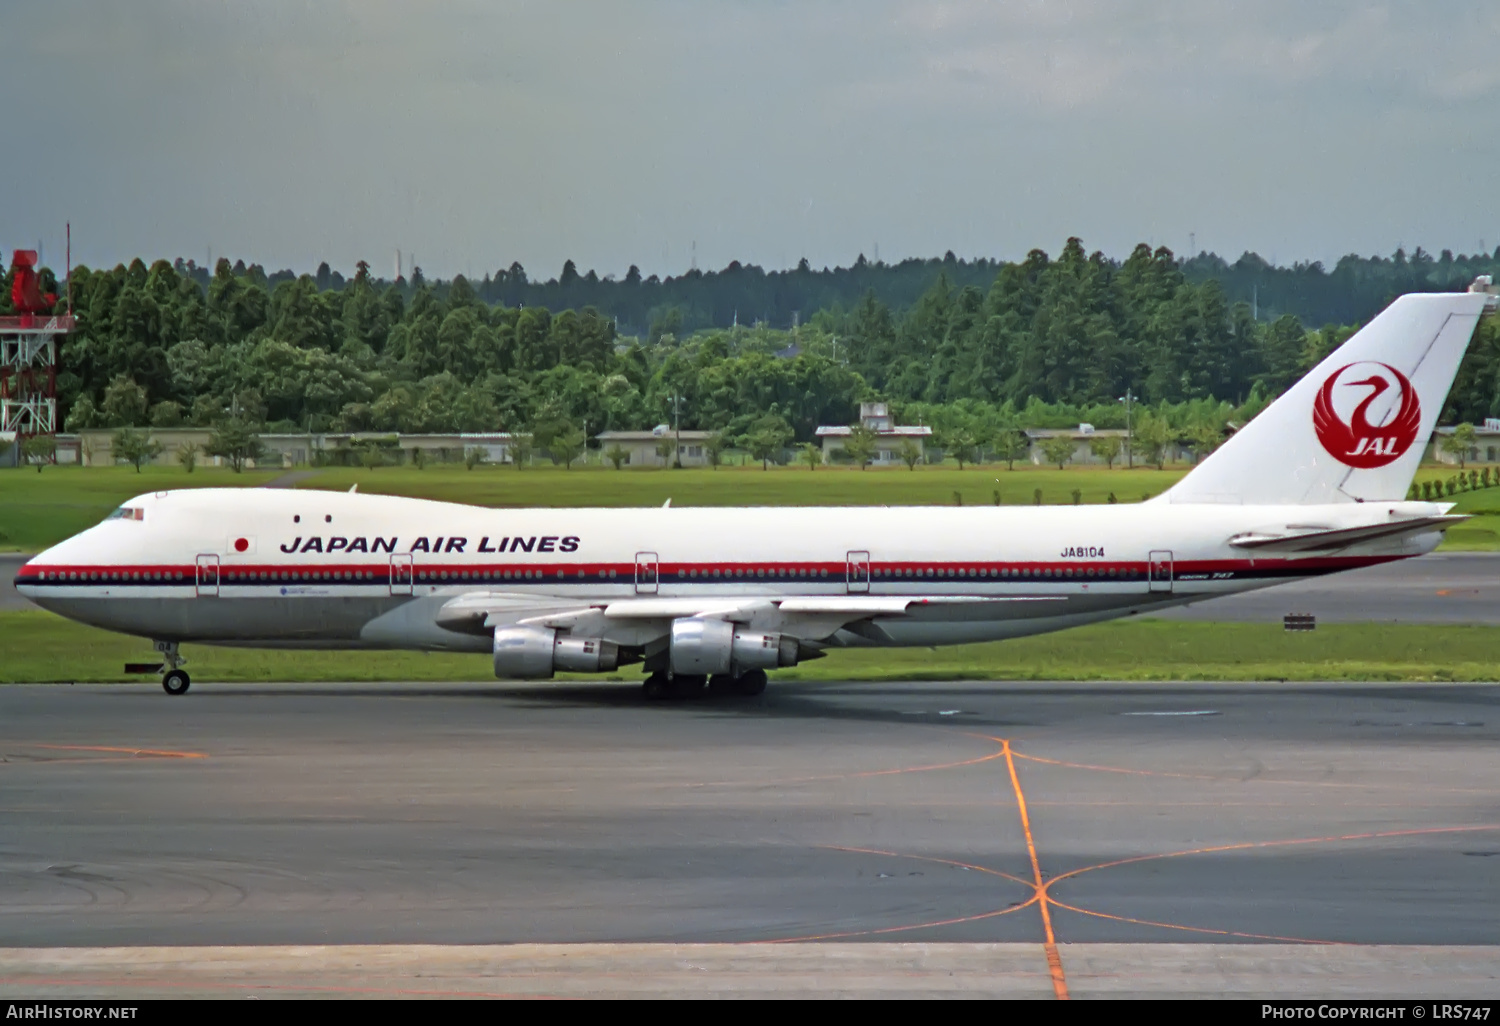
xmin=1 ymin=944 xmax=1497 ymax=999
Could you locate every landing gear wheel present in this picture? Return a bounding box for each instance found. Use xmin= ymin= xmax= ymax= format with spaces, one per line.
xmin=708 ymin=673 xmax=735 ymax=695
xmin=734 ymin=669 xmax=768 ymax=696
xmin=643 ymin=671 xmax=670 ymax=700
xmin=670 ymin=674 xmax=707 ymax=698
xmin=162 ymin=670 xmax=191 ymax=696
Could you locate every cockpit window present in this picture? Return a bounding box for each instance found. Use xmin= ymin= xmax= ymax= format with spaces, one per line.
xmin=105 ymin=507 xmax=144 ymax=522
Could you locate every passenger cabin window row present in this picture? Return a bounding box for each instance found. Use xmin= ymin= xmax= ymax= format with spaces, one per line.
xmin=34 ymin=565 xmax=1148 ymax=585
xmin=36 ymin=570 xmax=185 ymax=582
xmin=873 ymin=566 xmax=1143 ymax=580
xmin=222 ymin=570 xmax=380 ymax=583
xmin=413 ymin=568 xmax=612 ymax=583
xmin=677 ymin=568 xmax=829 ymax=579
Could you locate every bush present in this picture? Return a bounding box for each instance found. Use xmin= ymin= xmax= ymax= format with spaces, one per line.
xmin=1071 ymin=489 xmax=1082 ymax=505
xmin=1033 ymin=488 xmax=1042 ymax=505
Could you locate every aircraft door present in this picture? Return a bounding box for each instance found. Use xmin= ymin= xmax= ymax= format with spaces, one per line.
xmin=1148 ymin=550 xmax=1173 ymax=593
xmin=635 ymin=552 xmax=659 ymax=595
xmin=389 ymin=553 xmax=413 ymax=596
xmin=846 ymin=550 xmax=871 ymax=594
xmin=195 ymin=554 xmax=220 ymax=597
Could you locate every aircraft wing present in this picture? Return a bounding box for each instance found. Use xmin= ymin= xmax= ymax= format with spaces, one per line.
xmin=435 ymin=591 xmax=1058 ymax=643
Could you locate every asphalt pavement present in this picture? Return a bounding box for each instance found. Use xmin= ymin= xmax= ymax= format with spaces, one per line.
xmin=1 ymin=678 xmax=1497 ymax=996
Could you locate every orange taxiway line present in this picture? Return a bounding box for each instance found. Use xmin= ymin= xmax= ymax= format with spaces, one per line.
xmin=1047 ymin=897 xmax=1341 ymax=945
xmin=25 ymin=744 xmax=208 ymax=759
xmin=667 ymin=737 xmax=1010 ymax=790
xmin=817 ymin=842 xmax=1036 ymax=888
xmin=761 ymin=843 xmax=1040 ymax=942
xmin=1042 ymin=822 xmax=1500 ymax=893
xmin=1002 ymin=739 xmax=1069 ymax=1001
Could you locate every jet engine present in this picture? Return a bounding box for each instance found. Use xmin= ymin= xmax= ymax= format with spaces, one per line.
xmin=492 ymin=626 xmax=618 ymax=679
xmin=668 ymin=617 xmax=799 ymax=676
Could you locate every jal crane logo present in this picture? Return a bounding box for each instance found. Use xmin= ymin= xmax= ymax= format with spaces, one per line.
xmin=1311 ymin=362 xmax=1421 ymax=469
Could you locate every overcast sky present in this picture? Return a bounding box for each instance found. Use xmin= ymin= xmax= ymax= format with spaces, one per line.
xmin=3 ymin=1 xmax=1497 ymax=279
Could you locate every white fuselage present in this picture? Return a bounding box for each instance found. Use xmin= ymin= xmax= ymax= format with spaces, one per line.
xmin=14 ymin=488 xmax=1443 ymax=657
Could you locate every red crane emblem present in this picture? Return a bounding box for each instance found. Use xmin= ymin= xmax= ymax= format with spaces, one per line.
xmin=1312 ymin=362 xmax=1421 ymax=469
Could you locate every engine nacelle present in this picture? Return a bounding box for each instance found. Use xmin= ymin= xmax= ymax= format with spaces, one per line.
xmin=668 ymin=618 xmax=798 ymax=676
xmin=493 ymin=626 xmax=619 ymax=679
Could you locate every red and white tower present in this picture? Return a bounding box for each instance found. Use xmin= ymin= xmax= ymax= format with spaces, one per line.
xmin=1 ymin=249 xmax=73 ymax=458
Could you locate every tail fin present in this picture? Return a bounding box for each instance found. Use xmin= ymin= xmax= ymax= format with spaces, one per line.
xmin=1166 ymin=291 xmax=1489 ymax=506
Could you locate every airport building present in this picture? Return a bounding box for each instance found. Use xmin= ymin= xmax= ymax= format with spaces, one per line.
xmin=1426 ymin=421 xmax=1500 ymax=465
xmin=1021 ymin=425 xmax=1200 ymax=466
xmin=815 ymin=402 xmax=931 ymax=465
xmin=594 ymin=427 xmax=716 ymax=467
xmin=70 ymin=428 xmax=516 ymax=469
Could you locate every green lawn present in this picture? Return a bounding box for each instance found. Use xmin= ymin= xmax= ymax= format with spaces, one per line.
xmin=3 ymin=461 xmax=1497 ymax=552
xmin=0 ymin=465 xmax=282 ymax=552
xmin=3 ymin=609 xmax=1497 ymax=684
xmin=1416 ymin=470 xmax=1500 ymax=550
xmin=287 ymin=461 xmax=1188 ymax=510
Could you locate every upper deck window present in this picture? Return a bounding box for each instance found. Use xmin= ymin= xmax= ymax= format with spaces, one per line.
xmin=104 ymin=507 xmax=144 ymax=522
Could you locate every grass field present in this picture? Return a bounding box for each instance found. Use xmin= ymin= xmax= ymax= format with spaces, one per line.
xmin=3 ymin=609 xmax=1498 ymax=684
xmin=4 ymin=460 xmax=1496 ymax=552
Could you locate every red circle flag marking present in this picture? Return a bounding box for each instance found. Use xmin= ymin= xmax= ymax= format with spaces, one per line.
xmin=234 ymin=538 xmax=249 ymax=552
xmin=1311 ymin=362 xmax=1421 ymax=469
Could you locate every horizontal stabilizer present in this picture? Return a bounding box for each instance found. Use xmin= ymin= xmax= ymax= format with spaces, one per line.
xmin=1227 ymin=515 xmax=1467 ymax=552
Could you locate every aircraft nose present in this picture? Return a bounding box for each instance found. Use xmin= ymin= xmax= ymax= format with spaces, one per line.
xmin=12 ymin=550 xmax=46 ymax=598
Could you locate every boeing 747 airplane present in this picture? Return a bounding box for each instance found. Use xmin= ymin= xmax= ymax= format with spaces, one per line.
xmin=14 ymin=284 xmax=1499 ymax=697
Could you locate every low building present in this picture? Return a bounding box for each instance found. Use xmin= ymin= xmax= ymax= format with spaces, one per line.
xmin=73 ymin=429 xmax=514 ymax=469
xmin=0 ymin=432 xmax=80 ymax=467
xmin=595 ymin=427 xmax=716 ymax=467
xmin=1427 ymin=421 xmax=1500 ymax=465
xmin=815 ymin=402 xmax=931 ymax=465
xmin=1025 ymin=424 xmax=1195 ymax=466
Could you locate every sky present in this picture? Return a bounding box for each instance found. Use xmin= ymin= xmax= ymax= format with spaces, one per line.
xmin=3 ymin=1 xmax=1497 ymax=280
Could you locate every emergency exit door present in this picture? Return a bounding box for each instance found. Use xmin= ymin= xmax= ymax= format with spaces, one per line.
xmin=389 ymin=553 xmax=413 ymax=595
xmin=1148 ymin=550 xmax=1173 ymax=593
xmin=635 ymin=551 xmax=659 ymax=594
xmin=846 ymin=550 xmax=871 ymax=593
xmin=195 ymin=554 xmax=220 ymax=597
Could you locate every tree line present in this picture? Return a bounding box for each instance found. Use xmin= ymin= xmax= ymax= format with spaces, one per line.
xmin=5 ymin=238 xmax=1498 ymax=467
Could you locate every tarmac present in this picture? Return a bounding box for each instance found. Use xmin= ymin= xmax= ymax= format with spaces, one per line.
xmin=2 ymin=679 xmax=1498 ymax=997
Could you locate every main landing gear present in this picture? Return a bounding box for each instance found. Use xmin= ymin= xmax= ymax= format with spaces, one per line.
xmin=157 ymin=641 xmax=190 ymax=696
xmin=642 ymin=669 xmax=767 ymax=700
